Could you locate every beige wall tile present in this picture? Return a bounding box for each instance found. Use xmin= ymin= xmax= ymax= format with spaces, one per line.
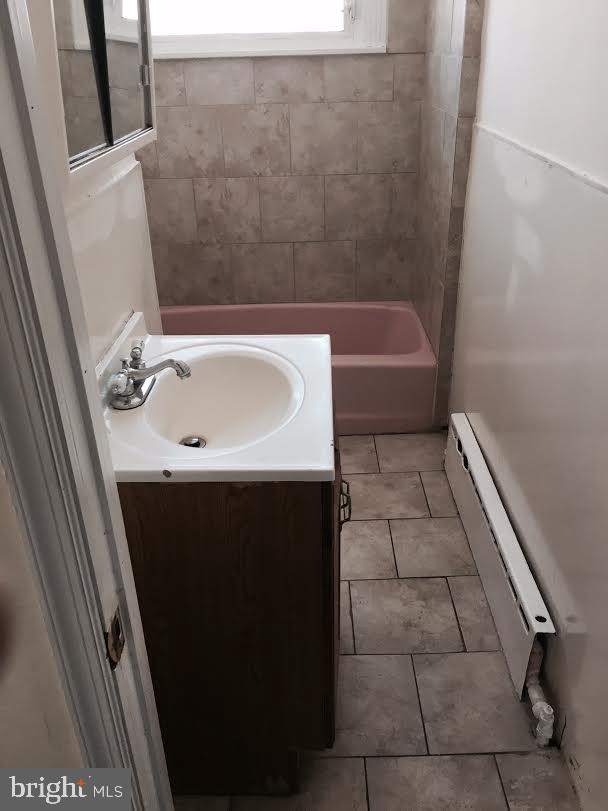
xmin=152 ymin=242 xmax=233 ymax=305
xmin=294 ymin=241 xmax=355 ymax=302
xmin=326 ymin=174 xmax=417 ymax=241
xmin=464 ymin=0 xmax=485 ymax=56
xmin=459 ymin=57 xmax=480 ymax=115
xmin=106 ymin=40 xmax=140 ymax=92
xmin=65 ymin=50 xmax=98 ymax=98
xmin=153 ymin=60 xmax=186 ymax=106
xmin=450 ymin=0 xmax=467 ymax=54
xmin=254 ymin=56 xmax=324 ymax=103
xmin=193 ymin=178 xmax=260 ymax=244
xmin=394 ymin=54 xmax=426 ymax=102
xmin=231 ymin=243 xmax=294 ymax=303
xmin=156 ymin=106 xmax=224 ymax=178
xmin=144 ymin=179 xmax=196 ymax=243
xmin=135 ymin=141 xmax=159 ymax=178
xmin=452 ymin=117 xmax=473 ymax=207
xmin=388 ymin=0 xmax=428 ymax=53
xmin=183 ymin=58 xmax=254 ymax=105
xmin=325 ymin=174 xmax=393 ymax=240
xmin=62 ymin=96 xmax=105 ymax=156
xmin=290 ymin=102 xmax=358 ymax=175
xmin=426 ymin=0 xmax=454 ymax=54
xmin=414 ymin=269 xmax=444 ymax=354
xmin=358 ymin=102 xmax=420 ymax=174
xmin=221 ymin=104 xmax=291 ymax=177
xmin=110 ymin=87 xmax=144 ymax=141
xmin=425 ymin=52 xmax=461 ymax=114
xmin=324 ymin=55 xmax=393 ymax=102
xmin=390 ymin=173 xmax=418 ymax=237
xmin=259 ymin=176 xmax=324 ymax=242
xmin=356 ymin=239 xmax=415 ymax=300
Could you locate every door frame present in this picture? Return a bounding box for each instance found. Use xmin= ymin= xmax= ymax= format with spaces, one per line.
xmin=0 ymin=3 xmax=172 ymax=808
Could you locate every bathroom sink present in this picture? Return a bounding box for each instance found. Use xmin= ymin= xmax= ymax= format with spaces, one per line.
xmin=102 ymin=322 xmax=334 ymax=482
xmin=144 ymin=345 xmax=304 ymax=453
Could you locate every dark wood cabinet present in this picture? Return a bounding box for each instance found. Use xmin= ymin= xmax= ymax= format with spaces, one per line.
xmin=118 ymin=444 xmax=343 ymax=796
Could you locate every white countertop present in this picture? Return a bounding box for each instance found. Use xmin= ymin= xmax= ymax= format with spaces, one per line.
xmin=101 ymin=323 xmax=335 ymax=483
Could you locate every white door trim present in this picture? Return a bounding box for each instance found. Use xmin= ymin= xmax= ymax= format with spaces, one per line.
xmin=0 ymin=4 xmax=172 ymax=807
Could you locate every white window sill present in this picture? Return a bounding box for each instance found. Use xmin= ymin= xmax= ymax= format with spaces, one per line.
xmin=152 ymin=31 xmax=387 ymax=60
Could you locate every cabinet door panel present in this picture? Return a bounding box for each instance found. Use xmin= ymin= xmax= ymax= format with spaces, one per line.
xmin=119 ymin=480 xmax=325 ymax=794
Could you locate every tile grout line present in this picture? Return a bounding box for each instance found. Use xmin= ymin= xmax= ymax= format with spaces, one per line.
xmin=363 ymin=756 xmax=371 ymax=811
xmin=342 ymin=575 xmax=470 ymax=583
xmin=418 ymin=470 xmax=433 ymax=518
xmin=446 ymin=575 xmax=467 ymax=652
xmin=410 ymin=654 xmax=430 ymax=755
xmin=371 ymin=434 xmax=381 ymax=472
xmin=493 ymin=754 xmax=512 ymax=810
xmin=316 ymin=748 xmax=542 ymax=760
xmin=348 ymin=580 xmax=357 ymax=655
xmin=387 ymin=520 xmax=400 ymax=579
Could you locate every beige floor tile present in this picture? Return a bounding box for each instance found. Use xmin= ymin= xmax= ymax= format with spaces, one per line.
xmin=366 ymin=755 xmax=508 ymax=810
xmin=349 ymin=473 xmax=429 ymax=520
xmin=323 ymin=655 xmax=426 ymax=756
xmin=421 ymin=471 xmax=458 ymax=517
xmin=341 ymin=520 xmax=396 ymax=580
xmin=496 ymin=752 xmax=580 ymax=810
xmin=414 ymin=652 xmax=536 ymax=753
xmin=232 ymin=758 xmax=367 ymax=810
xmin=449 ymin=576 xmax=500 ymax=651
xmin=375 ymin=432 xmax=447 ymax=472
xmin=351 ymin=578 xmax=463 ymax=654
xmin=339 ymin=435 xmax=379 ymax=473
xmin=340 ymin=581 xmax=355 ymax=654
xmin=391 ymin=517 xmax=475 ymax=577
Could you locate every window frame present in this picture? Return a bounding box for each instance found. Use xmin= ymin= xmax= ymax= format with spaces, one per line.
xmin=149 ymin=0 xmax=388 ymax=59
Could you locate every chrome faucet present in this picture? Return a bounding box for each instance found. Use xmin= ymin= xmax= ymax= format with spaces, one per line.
xmin=108 ymin=342 xmax=191 ymax=410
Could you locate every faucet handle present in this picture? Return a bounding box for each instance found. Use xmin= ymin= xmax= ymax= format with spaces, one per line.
xmin=130 ymin=340 xmax=145 ymax=369
xmin=110 ymin=370 xmax=131 ymax=396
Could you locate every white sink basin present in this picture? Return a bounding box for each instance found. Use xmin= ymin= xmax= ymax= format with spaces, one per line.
xmin=144 ymin=344 xmax=304 ymax=454
xmin=101 ymin=321 xmax=334 ymax=482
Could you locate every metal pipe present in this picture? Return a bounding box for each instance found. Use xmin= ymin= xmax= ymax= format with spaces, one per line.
xmin=525 ymin=639 xmax=555 ymax=746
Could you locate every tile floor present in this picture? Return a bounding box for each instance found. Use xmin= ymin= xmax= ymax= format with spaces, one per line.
xmin=175 ymin=434 xmax=580 ymax=811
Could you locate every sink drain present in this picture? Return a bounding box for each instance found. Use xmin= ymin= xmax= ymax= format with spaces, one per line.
xmin=179 ymin=435 xmax=207 ymax=449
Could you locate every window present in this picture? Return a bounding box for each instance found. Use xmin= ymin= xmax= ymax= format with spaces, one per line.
xmin=123 ymin=0 xmax=387 ymax=58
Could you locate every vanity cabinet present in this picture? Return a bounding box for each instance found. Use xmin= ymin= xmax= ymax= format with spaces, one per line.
xmin=118 ymin=443 xmax=345 ymax=795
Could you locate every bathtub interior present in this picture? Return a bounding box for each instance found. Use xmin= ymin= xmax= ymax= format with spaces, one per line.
xmin=160 ymin=302 xmax=433 ymax=358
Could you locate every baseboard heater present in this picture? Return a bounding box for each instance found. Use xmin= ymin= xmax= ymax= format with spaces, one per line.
xmin=445 ymin=414 xmax=556 ymax=697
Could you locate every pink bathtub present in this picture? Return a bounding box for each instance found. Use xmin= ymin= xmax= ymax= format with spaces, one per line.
xmin=160 ymin=301 xmax=436 ymax=434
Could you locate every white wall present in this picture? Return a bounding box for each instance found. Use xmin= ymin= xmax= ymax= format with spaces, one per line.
xmin=0 ymin=467 xmax=83 ymax=767
xmin=477 ymin=1 xmax=608 ymax=185
xmin=28 ymin=0 xmax=161 ymax=364
xmin=451 ymin=2 xmax=608 ymax=809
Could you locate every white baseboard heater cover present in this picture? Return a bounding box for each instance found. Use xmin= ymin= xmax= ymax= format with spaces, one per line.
xmin=445 ymin=414 xmax=555 ymax=695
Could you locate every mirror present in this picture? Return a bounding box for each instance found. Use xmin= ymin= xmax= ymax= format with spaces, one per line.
xmin=104 ymin=0 xmax=146 ymax=142
xmin=53 ymin=0 xmax=151 ymax=166
xmin=54 ymin=0 xmax=106 ymax=159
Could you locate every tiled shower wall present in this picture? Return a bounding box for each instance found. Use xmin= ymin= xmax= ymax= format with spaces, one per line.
xmin=137 ymin=0 xmax=429 ymax=305
xmin=414 ymin=0 xmax=483 ymax=424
